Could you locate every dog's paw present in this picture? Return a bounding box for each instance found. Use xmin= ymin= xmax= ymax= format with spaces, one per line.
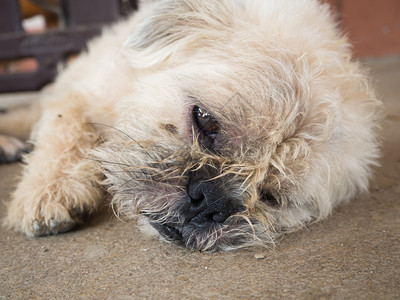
xmin=3 ymin=142 xmax=102 ymax=237
xmin=30 ymin=219 xmax=77 ymax=237
xmin=0 ymin=135 xmax=30 ymax=164
xmin=30 ymin=216 xmax=79 ymax=237
xmin=4 ymin=197 xmax=87 ymax=237
xmin=3 ymin=165 xmax=102 ymax=237
xmin=30 ymin=207 xmax=87 ymax=237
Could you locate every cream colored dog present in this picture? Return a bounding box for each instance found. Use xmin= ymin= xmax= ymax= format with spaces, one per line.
xmin=2 ymin=0 xmax=382 ymax=251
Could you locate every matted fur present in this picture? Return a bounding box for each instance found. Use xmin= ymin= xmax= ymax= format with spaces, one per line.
xmin=3 ymin=0 xmax=382 ymax=251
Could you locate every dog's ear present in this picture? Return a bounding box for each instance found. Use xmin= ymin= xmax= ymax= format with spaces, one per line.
xmin=122 ymin=0 xmax=234 ymax=68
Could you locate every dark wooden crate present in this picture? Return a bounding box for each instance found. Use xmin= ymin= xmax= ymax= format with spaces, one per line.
xmin=0 ymin=0 xmax=137 ymax=93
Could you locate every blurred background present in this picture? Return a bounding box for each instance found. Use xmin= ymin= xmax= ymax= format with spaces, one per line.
xmin=325 ymin=0 xmax=400 ymax=58
xmin=0 ymin=0 xmax=399 ymax=93
xmin=0 ymin=0 xmax=138 ymax=92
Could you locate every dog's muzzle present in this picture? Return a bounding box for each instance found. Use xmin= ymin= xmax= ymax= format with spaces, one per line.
xmin=150 ymin=169 xmax=245 ymax=245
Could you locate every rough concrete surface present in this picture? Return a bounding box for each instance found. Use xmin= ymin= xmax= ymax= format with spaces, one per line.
xmin=0 ymin=57 xmax=399 ymax=299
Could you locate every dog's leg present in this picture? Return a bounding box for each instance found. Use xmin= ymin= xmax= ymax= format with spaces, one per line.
xmin=3 ymin=94 xmax=104 ymax=236
xmin=0 ymin=135 xmax=30 ymax=163
xmin=0 ymin=102 xmax=41 ymax=163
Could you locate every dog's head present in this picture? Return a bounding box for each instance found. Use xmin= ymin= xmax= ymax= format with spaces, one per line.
xmin=95 ymin=0 xmax=382 ymax=251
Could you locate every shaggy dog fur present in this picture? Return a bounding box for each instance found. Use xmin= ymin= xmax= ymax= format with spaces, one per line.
xmin=2 ymin=0 xmax=382 ymax=251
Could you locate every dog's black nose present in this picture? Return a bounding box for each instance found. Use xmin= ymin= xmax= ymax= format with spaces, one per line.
xmin=184 ymin=180 xmax=240 ymax=227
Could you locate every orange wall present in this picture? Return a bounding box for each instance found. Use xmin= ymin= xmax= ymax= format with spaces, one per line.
xmin=324 ymin=0 xmax=400 ymax=58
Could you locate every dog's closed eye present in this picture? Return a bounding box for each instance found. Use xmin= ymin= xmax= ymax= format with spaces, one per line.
xmin=260 ymin=191 xmax=280 ymax=207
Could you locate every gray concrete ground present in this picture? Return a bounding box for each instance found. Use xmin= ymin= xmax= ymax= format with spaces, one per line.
xmin=0 ymin=57 xmax=399 ymax=299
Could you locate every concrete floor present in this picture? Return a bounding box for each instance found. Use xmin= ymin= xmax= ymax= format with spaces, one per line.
xmin=0 ymin=57 xmax=399 ymax=299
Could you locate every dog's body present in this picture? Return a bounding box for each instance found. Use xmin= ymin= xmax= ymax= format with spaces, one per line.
xmin=2 ymin=0 xmax=382 ymax=251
